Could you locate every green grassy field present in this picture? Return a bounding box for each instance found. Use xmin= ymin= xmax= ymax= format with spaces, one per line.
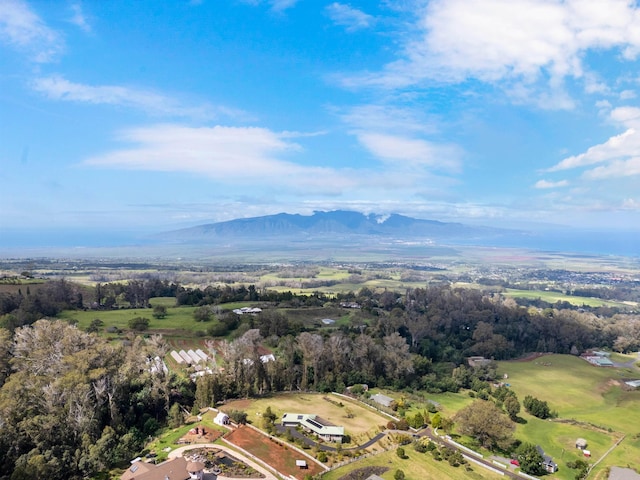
xmin=321 ymin=446 xmax=505 ymax=480
xmin=148 ymin=296 xmax=177 ymax=307
xmin=371 ymin=388 xmax=475 ymax=419
xmin=497 ymin=354 xmax=640 ymax=477
xmin=503 ymin=289 xmax=633 ymax=308
xmin=58 ymin=305 xmax=214 ymax=334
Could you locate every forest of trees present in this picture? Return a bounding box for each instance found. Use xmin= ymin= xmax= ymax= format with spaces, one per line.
xmin=0 ymin=320 xmax=188 ymax=479
xmin=0 ymin=277 xmax=639 ymax=478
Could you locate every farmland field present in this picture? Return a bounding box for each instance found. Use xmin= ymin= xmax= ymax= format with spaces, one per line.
xmin=502 ymin=288 xmax=633 ymax=308
xmin=58 ymin=305 xmax=215 ymax=334
xmin=497 ymin=354 xmax=640 ymax=477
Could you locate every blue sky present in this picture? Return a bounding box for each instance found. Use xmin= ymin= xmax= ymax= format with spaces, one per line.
xmin=2 ymin=0 xmax=640 ymax=240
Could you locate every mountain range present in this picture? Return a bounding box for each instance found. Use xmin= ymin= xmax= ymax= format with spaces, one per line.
xmin=159 ymin=210 xmax=518 ymax=245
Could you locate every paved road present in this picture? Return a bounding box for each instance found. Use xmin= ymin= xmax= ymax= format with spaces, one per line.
xmin=277 ymin=422 xmax=532 ymax=479
xmin=612 ymin=352 xmax=640 ymax=368
xmin=420 ymin=428 xmax=529 ymax=480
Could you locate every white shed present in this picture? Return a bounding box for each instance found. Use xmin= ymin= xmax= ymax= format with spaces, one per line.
xmin=214 ymin=412 xmax=230 ymax=426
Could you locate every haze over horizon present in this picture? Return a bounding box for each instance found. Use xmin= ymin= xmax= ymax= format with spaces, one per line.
xmin=2 ymin=0 xmax=640 ymax=247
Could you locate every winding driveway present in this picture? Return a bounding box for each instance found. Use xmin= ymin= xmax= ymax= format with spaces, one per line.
xmin=275 ymin=424 xmax=386 ymax=452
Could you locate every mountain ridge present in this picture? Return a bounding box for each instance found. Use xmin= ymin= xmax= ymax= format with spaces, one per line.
xmin=158 ymin=210 xmax=516 ymax=244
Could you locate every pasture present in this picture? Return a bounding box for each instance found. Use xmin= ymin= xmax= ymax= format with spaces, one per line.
xmin=502 ymin=288 xmax=631 ymax=308
xmin=58 ymin=305 xmax=215 ymax=335
xmin=497 ymin=354 xmax=640 ymax=476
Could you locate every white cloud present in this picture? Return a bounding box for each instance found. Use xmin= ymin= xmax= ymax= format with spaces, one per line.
xmin=343 ymin=0 xmax=640 ymax=106
xmin=583 ymin=157 xmax=640 ymax=179
xmin=83 ymin=124 xmax=464 ymax=200
xmin=534 ymin=179 xmax=569 ymax=189
xmin=339 ymin=104 xmax=437 ymax=135
xmin=622 ymin=198 xmax=640 ymax=210
xmin=270 ymin=0 xmax=298 ymax=12
xmin=549 ymin=107 xmax=640 ymax=173
xmin=31 ymin=75 xmax=243 ymax=120
xmin=86 ymin=125 xmax=296 ymax=175
xmin=241 ymin=0 xmax=299 ymax=12
xmin=619 ymin=89 xmax=636 ymax=100
xmin=338 ymin=104 xmax=461 ymax=174
xmin=326 ymin=3 xmax=374 ymax=31
xmin=356 ymin=132 xmax=461 ymax=172
xmin=69 ymin=3 xmax=91 ymax=33
xmin=0 ymin=0 xmax=63 ymax=62
xmin=83 ymin=124 xmax=358 ymax=194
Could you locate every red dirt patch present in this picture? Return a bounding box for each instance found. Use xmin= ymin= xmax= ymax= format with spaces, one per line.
xmin=178 ymin=424 xmax=223 ymax=444
xmin=225 ymin=425 xmax=324 ymax=479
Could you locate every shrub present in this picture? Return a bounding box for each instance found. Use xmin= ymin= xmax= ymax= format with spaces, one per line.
xmin=128 ymin=317 xmax=150 ymax=331
xmin=228 ymin=409 xmax=248 ymax=424
xmin=396 ymin=447 xmax=407 ymax=459
xmin=350 ymin=384 xmax=365 ymax=395
xmin=396 ymin=419 xmax=409 ymax=430
xmin=523 ymin=395 xmax=552 ymax=419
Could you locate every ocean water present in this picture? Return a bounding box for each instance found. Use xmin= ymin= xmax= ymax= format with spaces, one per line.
xmin=0 ymin=228 xmax=638 ymax=258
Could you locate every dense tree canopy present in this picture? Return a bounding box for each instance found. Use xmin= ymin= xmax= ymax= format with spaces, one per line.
xmin=0 ymin=320 xmax=178 ymax=480
xmin=454 ymin=400 xmax=515 ymax=450
xmin=516 ymin=442 xmax=545 ymax=475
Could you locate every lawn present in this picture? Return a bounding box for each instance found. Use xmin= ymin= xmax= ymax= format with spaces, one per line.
xmin=515 ymin=415 xmax=616 ymax=480
xmin=497 ymin=354 xmax=640 ymax=475
xmin=148 ymin=296 xmax=177 ymax=307
xmin=321 ymin=445 xmax=505 ymax=480
xmin=222 ymin=393 xmax=389 ymax=442
xmin=368 ymin=388 xmax=476 ymax=423
xmin=503 ymin=289 xmax=630 ymax=308
xmin=57 ymin=305 xmax=220 ymax=335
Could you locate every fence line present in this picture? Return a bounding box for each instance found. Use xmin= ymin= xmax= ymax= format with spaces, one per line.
xmin=219 ymin=436 xmax=286 ymax=480
xmin=243 ymin=422 xmax=330 ymax=471
xmin=463 ymin=455 xmax=505 ymax=476
xmin=446 ymin=438 xmax=483 ymax=458
xmin=517 ymin=471 xmax=541 ymax=480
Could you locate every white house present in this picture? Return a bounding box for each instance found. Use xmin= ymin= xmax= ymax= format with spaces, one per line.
xmin=281 ymin=413 xmax=344 ymax=442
